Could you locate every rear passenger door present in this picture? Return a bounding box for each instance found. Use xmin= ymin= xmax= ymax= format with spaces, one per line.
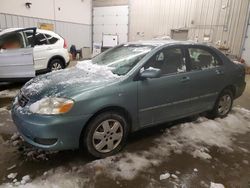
xmin=26 ymin=32 xmax=50 ymax=70
xmin=185 ymin=45 xmax=225 ymax=112
xmin=0 ymin=28 xmax=35 ymax=80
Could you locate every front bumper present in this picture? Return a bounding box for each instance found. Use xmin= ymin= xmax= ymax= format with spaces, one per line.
xmin=11 ymin=104 xmax=91 ymax=151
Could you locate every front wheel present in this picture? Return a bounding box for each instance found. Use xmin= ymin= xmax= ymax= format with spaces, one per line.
xmin=83 ymin=112 xmax=129 ymax=158
xmin=207 ymin=89 xmax=233 ymax=119
xmin=48 ymin=59 xmax=64 ymax=72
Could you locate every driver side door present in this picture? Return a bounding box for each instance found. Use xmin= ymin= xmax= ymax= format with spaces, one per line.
xmin=0 ymin=28 xmax=36 ymax=80
xmin=138 ymin=46 xmax=193 ymax=127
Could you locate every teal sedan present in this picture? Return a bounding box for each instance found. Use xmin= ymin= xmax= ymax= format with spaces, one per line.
xmin=12 ymin=41 xmax=246 ymax=158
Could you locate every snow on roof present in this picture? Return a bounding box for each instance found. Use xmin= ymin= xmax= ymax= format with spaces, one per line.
xmin=127 ymin=39 xmax=198 ymax=47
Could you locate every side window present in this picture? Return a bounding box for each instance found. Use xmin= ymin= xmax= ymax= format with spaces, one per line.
xmin=0 ymin=32 xmax=25 ymax=50
xmin=24 ymin=31 xmax=35 ymax=47
xmin=145 ymin=48 xmax=186 ymax=75
xmin=188 ymin=48 xmax=222 ymax=71
xmin=44 ymin=34 xmax=59 ymax=44
xmin=35 ymin=33 xmax=48 ymax=45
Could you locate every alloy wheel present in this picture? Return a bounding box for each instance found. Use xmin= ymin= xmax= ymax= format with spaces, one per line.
xmin=51 ymin=62 xmax=62 ymax=71
xmin=218 ymin=94 xmax=232 ymax=116
xmin=92 ymin=119 xmax=123 ymax=153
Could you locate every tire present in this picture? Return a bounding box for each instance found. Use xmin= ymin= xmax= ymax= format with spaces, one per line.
xmin=207 ymin=89 xmax=233 ymax=119
xmin=82 ymin=111 xmax=129 ymax=158
xmin=48 ymin=59 xmax=65 ymax=72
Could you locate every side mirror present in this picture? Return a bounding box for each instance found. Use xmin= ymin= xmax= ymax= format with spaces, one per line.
xmin=140 ymin=67 xmax=162 ymax=79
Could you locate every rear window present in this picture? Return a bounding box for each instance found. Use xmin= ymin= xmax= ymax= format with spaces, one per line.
xmin=35 ymin=33 xmax=48 ymax=45
xmin=188 ymin=47 xmax=222 ymax=71
xmin=45 ymin=34 xmax=59 ymax=44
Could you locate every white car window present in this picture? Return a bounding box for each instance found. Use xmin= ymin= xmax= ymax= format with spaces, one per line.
xmin=35 ymin=33 xmax=48 ymax=46
xmin=24 ymin=31 xmax=35 ymax=47
xmin=0 ymin=31 xmax=25 ymax=50
xmin=44 ymin=34 xmax=59 ymax=44
xmin=24 ymin=31 xmax=48 ymax=46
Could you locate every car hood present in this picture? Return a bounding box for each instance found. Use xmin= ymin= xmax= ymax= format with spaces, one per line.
xmin=21 ymin=61 xmax=122 ymax=100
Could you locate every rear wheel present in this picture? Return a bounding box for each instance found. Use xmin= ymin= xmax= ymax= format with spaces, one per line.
xmin=83 ymin=111 xmax=129 ymax=158
xmin=48 ymin=59 xmax=64 ymax=72
xmin=207 ymin=89 xmax=233 ymax=119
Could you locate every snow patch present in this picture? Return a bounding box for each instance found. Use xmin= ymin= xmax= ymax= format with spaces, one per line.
xmin=89 ymin=153 xmax=160 ymax=180
xmin=210 ymin=182 xmax=225 ymax=188
xmin=192 ymin=149 xmax=212 ymax=160
xmin=0 ymin=89 xmax=19 ymax=98
xmin=0 ymin=107 xmax=8 ymax=112
xmin=2 ymin=169 xmax=86 ymax=188
xmin=21 ymin=175 xmax=31 ymax=185
xmin=171 ymin=174 xmax=178 ymax=179
xmin=7 ymin=173 xmax=17 ymax=179
xmin=70 ymin=108 xmax=250 ymax=182
xmin=159 ymin=173 xmax=170 ymax=180
xmin=7 ymin=165 xmax=16 ymax=171
xmin=242 ymin=160 xmax=249 ymax=165
xmin=2 ymin=107 xmax=250 ymax=187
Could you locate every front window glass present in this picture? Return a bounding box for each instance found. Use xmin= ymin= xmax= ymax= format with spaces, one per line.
xmin=144 ymin=48 xmax=186 ymax=75
xmin=0 ymin=32 xmax=25 ymax=50
xmin=24 ymin=30 xmax=35 ymax=47
xmin=92 ymin=44 xmax=155 ymax=75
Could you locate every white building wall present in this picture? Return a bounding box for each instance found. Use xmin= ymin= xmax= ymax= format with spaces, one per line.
xmin=0 ymin=0 xmax=91 ymax=24
xmin=0 ymin=0 xmax=92 ymax=49
xmin=129 ymin=0 xmax=250 ymax=57
xmin=54 ymin=0 xmax=91 ymax=24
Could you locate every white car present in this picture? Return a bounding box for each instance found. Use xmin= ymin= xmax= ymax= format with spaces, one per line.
xmin=0 ymin=27 xmax=70 ymax=81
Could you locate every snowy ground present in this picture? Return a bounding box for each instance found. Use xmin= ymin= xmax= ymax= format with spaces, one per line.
xmin=0 ymin=75 xmax=249 ymax=188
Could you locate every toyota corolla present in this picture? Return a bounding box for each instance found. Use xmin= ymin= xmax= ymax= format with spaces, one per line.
xmin=12 ymin=40 xmax=246 ymax=158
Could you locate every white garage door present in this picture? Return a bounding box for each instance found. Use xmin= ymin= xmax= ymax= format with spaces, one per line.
xmin=93 ymin=5 xmax=129 ymax=46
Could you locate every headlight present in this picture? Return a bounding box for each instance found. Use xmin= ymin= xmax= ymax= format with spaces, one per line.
xmin=29 ymin=97 xmax=74 ymax=115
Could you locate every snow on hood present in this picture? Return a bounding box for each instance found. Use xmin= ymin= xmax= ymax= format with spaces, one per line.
xmin=22 ymin=61 xmax=121 ymax=98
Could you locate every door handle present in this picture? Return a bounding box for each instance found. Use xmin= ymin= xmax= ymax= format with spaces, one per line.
xmin=215 ymin=69 xmax=224 ymax=75
xmin=47 ymin=47 xmax=53 ymax=50
xmin=21 ymin=52 xmax=32 ymax=56
xmin=180 ymin=76 xmax=190 ymax=83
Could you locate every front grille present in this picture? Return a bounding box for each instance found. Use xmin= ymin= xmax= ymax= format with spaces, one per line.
xmin=18 ymin=92 xmax=29 ymax=107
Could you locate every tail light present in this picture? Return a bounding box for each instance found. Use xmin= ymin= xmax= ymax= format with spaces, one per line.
xmin=63 ymin=38 xmax=67 ymax=49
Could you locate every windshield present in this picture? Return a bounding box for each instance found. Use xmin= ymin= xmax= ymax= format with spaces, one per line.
xmin=92 ymin=44 xmax=155 ymax=75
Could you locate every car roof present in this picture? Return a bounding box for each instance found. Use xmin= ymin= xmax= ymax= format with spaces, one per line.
xmin=0 ymin=28 xmax=22 ymax=36
xmin=0 ymin=27 xmax=58 ymax=37
xmin=127 ymin=40 xmax=211 ymax=47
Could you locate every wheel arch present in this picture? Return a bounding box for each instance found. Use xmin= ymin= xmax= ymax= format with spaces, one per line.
xmin=48 ymin=55 xmax=66 ymax=68
xmin=79 ymin=105 xmax=133 ymax=149
xmin=221 ymin=85 xmax=236 ymax=98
